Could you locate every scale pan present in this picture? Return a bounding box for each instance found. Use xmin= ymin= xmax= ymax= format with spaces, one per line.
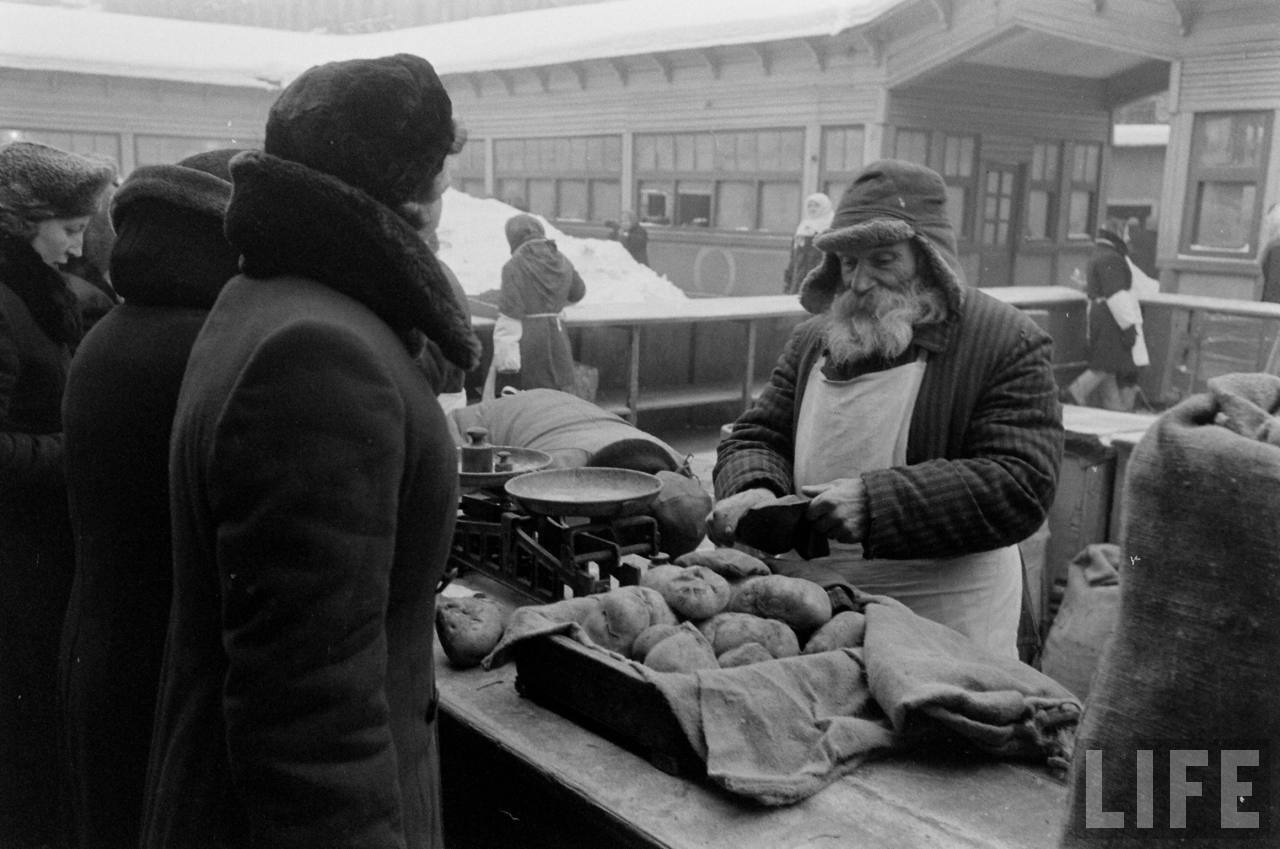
xmin=504 ymin=468 xmax=662 ymax=518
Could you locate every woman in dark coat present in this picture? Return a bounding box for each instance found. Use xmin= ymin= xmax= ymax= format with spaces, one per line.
xmin=490 ymin=213 xmax=585 ymax=395
xmin=59 ymin=149 xmax=240 ymax=849
xmin=142 ymin=55 xmax=479 ymax=849
xmin=782 ymin=192 xmax=833 ymax=295
xmin=0 ymin=140 xmax=115 ymax=849
xmin=1064 ymin=229 xmax=1140 ymax=410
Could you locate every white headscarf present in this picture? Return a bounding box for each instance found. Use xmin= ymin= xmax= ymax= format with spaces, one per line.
xmin=795 ymin=192 xmax=834 ymax=241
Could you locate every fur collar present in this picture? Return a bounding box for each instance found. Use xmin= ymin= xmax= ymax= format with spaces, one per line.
xmin=0 ymin=234 xmax=80 ymax=345
xmin=225 ymin=151 xmax=480 ymax=370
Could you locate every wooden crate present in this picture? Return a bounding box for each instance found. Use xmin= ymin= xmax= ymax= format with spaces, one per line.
xmin=514 ymin=635 xmax=705 ymax=778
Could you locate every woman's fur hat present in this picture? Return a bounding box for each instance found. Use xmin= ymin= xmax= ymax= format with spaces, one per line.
xmin=265 ymin=53 xmax=462 ymax=211
xmin=799 ymin=159 xmax=965 ymax=315
xmin=0 ymin=141 xmax=117 ymax=232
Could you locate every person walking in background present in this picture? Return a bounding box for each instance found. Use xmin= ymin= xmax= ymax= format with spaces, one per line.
xmin=0 ymin=139 xmax=116 ymax=849
xmin=143 ymin=54 xmax=478 ymax=849
xmin=608 ymin=209 xmax=649 ymax=267
xmin=1260 ymin=202 xmax=1280 ymax=304
xmin=1063 ymin=227 xmax=1146 ymax=411
xmin=59 ymin=149 xmax=241 ymax=849
xmin=783 ymin=192 xmax=833 ymax=295
xmin=487 ymin=213 xmax=586 ymax=397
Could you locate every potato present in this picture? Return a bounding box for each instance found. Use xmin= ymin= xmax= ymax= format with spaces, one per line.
xmin=435 ymin=594 xmax=510 ymax=669
xmin=643 ymin=626 xmax=719 ymax=673
xmin=697 ymin=612 xmax=799 ymax=659
xmin=728 ymin=574 xmax=832 ymax=633
xmin=580 ymin=586 xmax=676 ymax=656
xmin=717 ymin=641 xmax=775 ymax=668
xmin=675 ymin=548 xmax=770 ymax=580
xmin=803 ymin=611 xmax=867 ymax=654
xmin=640 ymin=563 xmax=731 ymax=621
xmin=631 ymin=623 xmax=682 ymax=660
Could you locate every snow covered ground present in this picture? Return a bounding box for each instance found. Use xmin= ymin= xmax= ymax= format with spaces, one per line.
xmin=435 ymin=189 xmax=688 ymax=306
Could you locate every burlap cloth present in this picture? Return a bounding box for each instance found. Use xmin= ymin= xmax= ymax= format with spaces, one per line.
xmin=486 ymin=589 xmax=1079 ymax=806
xmin=1061 ymin=373 xmax=1280 ymax=846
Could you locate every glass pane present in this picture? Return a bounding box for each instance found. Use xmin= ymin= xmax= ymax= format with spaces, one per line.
xmin=946 ymin=185 xmax=967 ymax=236
xmin=527 ymin=179 xmax=555 ymax=216
xmin=1043 ymin=143 xmax=1058 ymax=182
xmin=822 ymin=128 xmax=844 ymax=173
xmin=716 ymin=181 xmax=754 ymax=230
xmin=655 ymin=134 xmax=675 ymax=171
xmin=591 ymin=179 xmax=621 ymax=222
xmin=540 ymin=138 xmax=558 ymax=172
xmin=958 ymin=137 xmax=974 ymax=178
xmin=585 ymin=136 xmax=603 ymax=171
xmin=1192 ymin=181 xmax=1257 ymax=252
xmin=983 ymin=221 xmax=996 ymax=245
xmin=758 ymin=131 xmax=781 ymax=172
xmin=675 ymin=181 xmax=712 ymax=226
xmin=638 ymin=180 xmax=671 ymax=224
xmin=603 ymin=136 xmax=622 ymax=172
xmin=714 ymin=133 xmax=735 ymax=171
xmin=736 ymin=133 xmax=758 ymax=172
xmin=1068 ymin=189 xmax=1094 ymax=238
xmin=675 ymin=133 xmax=695 ymax=171
xmin=1193 ymin=113 xmax=1268 ymax=169
xmin=634 ymin=135 xmax=656 ymax=172
xmin=554 ymin=138 xmax=573 ymax=172
xmin=494 ymin=140 xmax=516 ymax=171
xmin=760 ymin=182 xmax=801 ymax=233
xmin=780 ymin=130 xmax=804 ymax=171
xmin=569 ymin=137 xmax=588 ymax=171
xmin=1025 ymin=189 xmax=1050 ymax=240
xmin=558 ymin=179 xmax=588 ymax=221
xmin=943 ymin=136 xmax=961 ymax=177
xmin=459 ymin=179 xmax=486 ymax=198
xmin=842 ymin=128 xmax=865 ymax=171
xmin=497 ymin=178 xmax=526 ymax=210
xmin=694 ymin=134 xmax=715 ymax=172
xmin=1031 ymin=144 xmax=1045 ymax=181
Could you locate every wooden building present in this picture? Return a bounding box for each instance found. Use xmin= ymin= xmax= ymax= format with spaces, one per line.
xmin=2 ymin=0 xmax=1278 ymax=300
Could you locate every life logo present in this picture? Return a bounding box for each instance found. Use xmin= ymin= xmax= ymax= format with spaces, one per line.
xmin=1074 ymin=740 xmax=1272 ymax=839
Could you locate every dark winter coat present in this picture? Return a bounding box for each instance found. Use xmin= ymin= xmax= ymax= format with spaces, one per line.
xmin=0 ymin=234 xmax=78 ymax=849
xmin=499 ymin=237 xmax=586 ymax=392
xmin=612 ymin=221 xmax=649 ymax=267
xmin=1260 ymin=237 xmax=1280 ymax=305
xmin=1084 ymin=238 xmax=1139 ymax=384
xmin=60 ymin=163 xmax=239 ymax=849
xmin=142 ymin=151 xmax=478 ymax=849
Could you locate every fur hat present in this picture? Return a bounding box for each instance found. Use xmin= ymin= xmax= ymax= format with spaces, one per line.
xmin=799 ymin=159 xmax=965 ymax=315
xmin=265 ymin=54 xmax=460 ymax=210
xmin=0 ymin=141 xmax=117 ymax=231
xmin=111 ymin=148 xmax=239 ymax=230
xmin=505 ymin=214 xmax=546 ymax=253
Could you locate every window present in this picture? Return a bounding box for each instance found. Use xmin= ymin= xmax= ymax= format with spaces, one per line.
xmin=819 ymin=125 xmax=865 ymax=201
xmin=1025 ymin=142 xmax=1061 ymax=241
xmin=1182 ymin=111 xmax=1272 ymax=255
xmin=893 ymin=128 xmax=929 ymax=165
xmin=940 ymin=134 xmax=976 ymax=238
xmin=449 ymin=137 xmax=486 ymax=196
xmin=1066 ymin=142 xmax=1102 ymax=240
xmin=493 ymin=135 xmax=622 ymax=222
xmin=634 ymin=128 xmax=804 ymax=231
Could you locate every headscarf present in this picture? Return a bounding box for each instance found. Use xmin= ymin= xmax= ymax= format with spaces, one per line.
xmin=505 ymin=213 xmax=546 ymax=253
xmin=794 ymin=192 xmax=834 ymax=240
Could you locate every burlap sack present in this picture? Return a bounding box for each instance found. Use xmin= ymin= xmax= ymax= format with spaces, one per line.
xmin=1061 ymin=373 xmax=1280 ymax=846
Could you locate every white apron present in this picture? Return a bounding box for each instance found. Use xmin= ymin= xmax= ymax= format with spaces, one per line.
xmin=780 ymin=354 xmax=1021 ymax=659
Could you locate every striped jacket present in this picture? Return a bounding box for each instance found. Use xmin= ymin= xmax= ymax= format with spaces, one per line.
xmin=714 ymin=288 xmax=1063 ymax=560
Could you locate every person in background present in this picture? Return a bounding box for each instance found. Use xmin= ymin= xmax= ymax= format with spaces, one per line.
xmin=0 ymin=139 xmax=116 ymax=849
xmin=59 ymin=149 xmax=240 ymax=849
xmin=487 ymin=213 xmax=586 ymax=397
xmin=783 ymin=192 xmax=834 ymax=295
xmin=418 ymin=193 xmax=474 ymax=413
xmin=143 ymin=54 xmax=478 ymax=849
xmin=709 ymin=160 xmax=1062 ymax=659
xmin=607 ymin=209 xmax=649 ymax=267
xmin=1259 ymin=202 xmax=1280 ymax=304
xmin=1063 ymin=227 xmax=1144 ymax=411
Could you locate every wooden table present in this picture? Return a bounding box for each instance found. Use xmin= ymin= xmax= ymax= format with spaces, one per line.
xmin=437 ymin=575 xmax=1071 ymax=849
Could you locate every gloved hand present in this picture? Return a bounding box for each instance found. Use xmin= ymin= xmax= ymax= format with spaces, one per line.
xmin=705 ymin=487 xmax=778 ymax=547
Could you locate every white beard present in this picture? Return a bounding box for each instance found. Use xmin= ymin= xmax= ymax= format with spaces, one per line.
xmin=824 ymin=277 xmax=947 ymax=367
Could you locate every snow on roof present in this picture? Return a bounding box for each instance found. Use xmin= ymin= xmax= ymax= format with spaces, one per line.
xmin=0 ymin=0 xmax=907 ymax=89
xmin=1113 ymin=124 xmax=1170 ymax=147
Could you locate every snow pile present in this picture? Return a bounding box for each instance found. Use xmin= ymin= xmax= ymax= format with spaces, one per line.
xmin=435 ymin=189 xmax=687 ymax=306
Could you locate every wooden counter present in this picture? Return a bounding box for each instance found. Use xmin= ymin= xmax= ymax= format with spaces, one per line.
xmin=437 ymin=575 xmax=1070 ymax=849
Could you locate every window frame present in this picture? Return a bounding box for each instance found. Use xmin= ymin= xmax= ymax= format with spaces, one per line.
xmin=1179 ymin=110 xmax=1273 ymax=258
xmin=1065 ymin=141 xmax=1103 ymax=242
xmin=491 ymin=135 xmax=623 ymax=223
xmin=1023 ymin=140 xmax=1062 ymax=243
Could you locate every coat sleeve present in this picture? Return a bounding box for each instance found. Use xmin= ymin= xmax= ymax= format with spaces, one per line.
xmin=567 ymin=265 xmax=586 ymax=306
xmin=861 ymin=324 xmax=1063 ymax=559
xmin=0 ymin=308 xmax=63 ymax=487
xmin=206 ymin=321 xmax=410 ymax=849
xmin=498 ymin=260 xmax=526 ymax=319
xmin=712 ymin=327 xmax=809 ymax=499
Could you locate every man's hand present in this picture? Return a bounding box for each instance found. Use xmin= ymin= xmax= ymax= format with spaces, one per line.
xmin=705 ymin=487 xmax=778 ymax=547
xmin=801 ymin=478 xmax=868 ymax=545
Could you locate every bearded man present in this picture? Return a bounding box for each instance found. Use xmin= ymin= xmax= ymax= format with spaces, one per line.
xmin=708 ymin=160 xmax=1063 ymax=658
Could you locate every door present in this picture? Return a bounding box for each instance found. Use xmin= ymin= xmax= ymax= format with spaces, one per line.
xmin=978 ymin=162 xmax=1022 ymax=287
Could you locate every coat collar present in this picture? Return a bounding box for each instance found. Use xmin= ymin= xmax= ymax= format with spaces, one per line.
xmin=224 ymin=151 xmax=480 ymax=370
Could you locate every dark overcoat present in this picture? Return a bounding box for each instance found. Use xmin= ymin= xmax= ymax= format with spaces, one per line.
xmin=141 ymin=151 xmax=479 ymax=849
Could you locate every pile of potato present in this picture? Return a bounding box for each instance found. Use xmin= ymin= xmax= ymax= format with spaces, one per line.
xmin=627 ymin=549 xmax=866 ymax=673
